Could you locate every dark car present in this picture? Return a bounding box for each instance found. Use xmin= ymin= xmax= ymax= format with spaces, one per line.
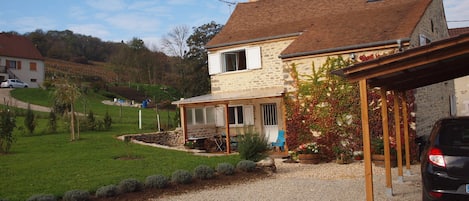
xmin=421 ymin=117 xmax=469 ymax=201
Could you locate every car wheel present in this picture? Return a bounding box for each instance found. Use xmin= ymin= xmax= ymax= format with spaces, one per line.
xmin=9 ymin=85 xmax=13 ymax=88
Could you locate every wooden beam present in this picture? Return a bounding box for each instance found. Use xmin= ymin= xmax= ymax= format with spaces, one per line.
xmin=393 ymin=91 xmax=403 ymax=182
xmin=224 ymin=103 xmax=231 ymax=154
xmin=401 ymin=92 xmax=411 ymax=173
xmin=380 ymin=88 xmax=393 ymax=196
xmin=360 ymin=79 xmax=374 ymax=201
xmin=281 ymin=97 xmax=289 ymax=152
xmin=181 ymin=106 xmax=188 ymax=141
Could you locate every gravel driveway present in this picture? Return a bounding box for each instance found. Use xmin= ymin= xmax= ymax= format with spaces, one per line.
xmin=158 ymin=159 xmax=422 ymax=201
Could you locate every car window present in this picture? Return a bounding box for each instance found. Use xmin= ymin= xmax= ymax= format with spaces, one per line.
xmin=439 ymin=121 xmax=469 ymax=147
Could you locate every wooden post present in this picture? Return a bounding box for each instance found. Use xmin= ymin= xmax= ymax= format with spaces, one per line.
xmin=281 ymin=96 xmax=288 ymax=152
xmin=181 ymin=106 xmax=187 ymax=141
xmin=360 ymin=80 xmax=374 ymax=201
xmin=224 ymin=103 xmax=231 ymax=154
xmin=393 ymin=91 xmax=403 ymax=182
xmin=401 ymin=92 xmax=411 ymax=175
xmin=380 ymin=89 xmax=393 ymax=196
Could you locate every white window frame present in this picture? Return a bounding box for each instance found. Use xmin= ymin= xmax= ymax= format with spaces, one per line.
xmin=186 ymin=106 xmax=216 ymax=125
xmin=208 ymin=46 xmax=261 ymax=75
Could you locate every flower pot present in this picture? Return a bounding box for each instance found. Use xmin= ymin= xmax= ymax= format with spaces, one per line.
xmin=372 ymin=154 xmax=397 ymax=167
xmin=298 ymin=154 xmax=321 ymax=164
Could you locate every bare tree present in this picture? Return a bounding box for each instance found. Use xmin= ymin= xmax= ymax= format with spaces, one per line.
xmin=161 ymin=25 xmax=189 ymax=58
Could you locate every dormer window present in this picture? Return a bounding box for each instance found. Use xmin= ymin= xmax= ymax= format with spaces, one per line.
xmin=208 ymin=46 xmax=261 ymax=75
xmin=223 ymin=50 xmax=246 ymax=72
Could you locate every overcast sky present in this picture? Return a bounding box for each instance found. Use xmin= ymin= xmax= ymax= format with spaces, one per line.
xmin=0 ymin=0 xmax=468 ymax=51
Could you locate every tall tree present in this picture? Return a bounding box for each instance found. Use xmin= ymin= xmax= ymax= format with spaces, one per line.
xmin=185 ymin=21 xmax=224 ymax=96
xmin=53 ymin=78 xmax=81 ymax=141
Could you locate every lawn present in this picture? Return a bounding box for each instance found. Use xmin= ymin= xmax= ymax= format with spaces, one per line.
xmin=0 ymin=88 xmax=241 ymax=201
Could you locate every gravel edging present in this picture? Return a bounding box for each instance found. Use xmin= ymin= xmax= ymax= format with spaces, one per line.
xmin=157 ymin=159 xmax=421 ymax=201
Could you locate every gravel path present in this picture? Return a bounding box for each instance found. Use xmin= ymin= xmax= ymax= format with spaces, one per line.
xmin=0 ymin=88 xmax=51 ymax=112
xmin=158 ymin=159 xmax=421 ymax=201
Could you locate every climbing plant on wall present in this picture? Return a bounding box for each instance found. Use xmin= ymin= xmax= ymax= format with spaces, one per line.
xmin=285 ymin=57 xmax=362 ymax=160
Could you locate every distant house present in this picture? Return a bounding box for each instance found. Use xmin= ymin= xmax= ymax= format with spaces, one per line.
xmin=0 ymin=33 xmax=45 ymax=88
xmin=173 ymin=0 xmax=451 ymax=149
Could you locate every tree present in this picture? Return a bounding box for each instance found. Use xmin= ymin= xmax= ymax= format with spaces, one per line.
xmin=53 ymin=78 xmax=81 ymax=141
xmin=161 ymin=25 xmax=189 ymax=58
xmin=185 ymin=22 xmax=224 ymax=97
xmin=24 ymin=104 xmax=36 ymax=135
xmin=0 ymin=109 xmax=16 ymax=153
xmin=47 ymin=110 xmax=57 ymax=133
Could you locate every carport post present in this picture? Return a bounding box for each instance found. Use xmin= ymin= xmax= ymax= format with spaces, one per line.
xmin=393 ymin=91 xmax=404 ymax=183
xmin=224 ymin=103 xmax=231 ymax=154
xmin=401 ymin=92 xmax=412 ymax=175
xmin=359 ymin=80 xmax=374 ymax=201
xmin=380 ymin=89 xmax=393 ymax=197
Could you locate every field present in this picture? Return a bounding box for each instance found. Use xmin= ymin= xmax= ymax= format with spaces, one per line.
xmin=0 ymin=88 xmax=240 ymax=201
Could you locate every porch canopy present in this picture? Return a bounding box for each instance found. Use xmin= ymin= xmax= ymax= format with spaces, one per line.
xmin=332 ymin=32 xmax=469 ymax=201
xmin=172 ymin=87 xmax=285 ymax=153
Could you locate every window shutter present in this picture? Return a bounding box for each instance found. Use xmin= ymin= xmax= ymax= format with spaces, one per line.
xmin=208 ymin=53 xmax=221 ymax=75
xmin=244 ymin=105 xmax=254 ymax=125
xmin=215 ymin=106 xmax=225 ymax=127
xmin=17 ymin=61 xmax=22 ymax=70
xmin=246 ymin=46 xmax=261 ymax=70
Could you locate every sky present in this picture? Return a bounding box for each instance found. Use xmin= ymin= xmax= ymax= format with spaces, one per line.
xmin=1 ymin=0 xmax=469 ymax=51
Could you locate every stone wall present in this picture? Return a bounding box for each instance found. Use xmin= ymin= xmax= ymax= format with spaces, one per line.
xmin=186 ymin=124 xmax=217 ymax=139
xmin=132 ymin=128 xmax=185 ymax=146
xmin=210 ymin=39 xmax=293 ymax=93
xmin=411 ymin=0 xmax=452 ymax=136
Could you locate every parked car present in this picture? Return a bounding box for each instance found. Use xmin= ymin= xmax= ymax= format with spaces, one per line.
xmin=0 ymin=79 xmax=28 ymax=88
xmin=421 ymin=117 xmax=469 ymax=201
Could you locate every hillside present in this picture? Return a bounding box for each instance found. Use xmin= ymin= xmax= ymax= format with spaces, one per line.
xmin=45 ymin=58 xmax=130 ymax=83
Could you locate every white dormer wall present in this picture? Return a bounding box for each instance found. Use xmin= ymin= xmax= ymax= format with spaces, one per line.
xmin=208 ymin=39 xmax=293 ymax=93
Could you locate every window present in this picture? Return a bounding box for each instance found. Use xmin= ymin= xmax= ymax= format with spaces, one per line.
xmin=223 ymin=50 xmax=246 ymax=72
xmin=419 ymin=34 xmax=431 ymax=46
xmin=30 ymin=62 xmax=37 ymax=71
xmin=228 ymin=106 xmax=244 ymax=125
xmin=208 ymin=46 xmax=261 ymax=75
xmin=186 ymin=107 xmax=216 ymax=125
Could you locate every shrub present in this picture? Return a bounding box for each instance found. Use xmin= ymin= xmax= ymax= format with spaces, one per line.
xmin=145 ymin=175 xmax=169 ymax=189
xmin=118 ymin=178 xmax=143 ymax=193
xmin=103 ymin=111 xmax=112 ymax=130
xmin=95 ymin=184 xmax=119 ymax=198
xmin=216 ymin=163 xmax=235 ymax=175
xmin=193 ymin=165 xmax=214 ymax=180
xmin=26 ymin=194 xmax=56 ymax=201
xmin=86 ymin=110 xmax=96 ymax=131
xmin=47 ymin=111 xmax=57 ymax=133
xmin=0 ymin=109 xmax=16 ymax=153
xmin=62 ymin=189 xmax=90 ymax=201
xmin=171 ymin=170 xmax=192 ymax=184
xmin=237 ymin=131 xmax=269 ymax=162
xmin=24 ymin=104 xmax=36 ymax=135
xmin=0 ymin=198 xmax=8 ymax=201
xmin=236 ymin=160 xmax=257 ymax=172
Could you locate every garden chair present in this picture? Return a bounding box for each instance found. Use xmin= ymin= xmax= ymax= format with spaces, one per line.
xmin=271 ymin=130 xmax=285 ymax=152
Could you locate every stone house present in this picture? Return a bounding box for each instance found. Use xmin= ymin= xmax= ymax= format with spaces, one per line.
xmin=449 ymin=27 xmax=469 ymax=116
xmin=173 ymin=0 xmax=452 ymax=150
xmin=0 ymin=33 xmax=45 ymax=88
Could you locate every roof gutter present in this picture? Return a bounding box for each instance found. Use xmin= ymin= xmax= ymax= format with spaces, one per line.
xmin=205 ymin=32 xmax=302 ymax=50
xmin=279 ymin=38 xmax=411 ymax=59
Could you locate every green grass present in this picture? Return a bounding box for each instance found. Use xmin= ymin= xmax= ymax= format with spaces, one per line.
xmin=0 ymin=88 xmax=241 ymax=201
xmin=11 ymin=88 xmax=177 ymax=131
xmin=0 ymin=130 xmax=239 ymax=201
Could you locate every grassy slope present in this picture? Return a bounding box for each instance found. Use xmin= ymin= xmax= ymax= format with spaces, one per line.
xmin=0 ymin=89 xmax=240 ymax=201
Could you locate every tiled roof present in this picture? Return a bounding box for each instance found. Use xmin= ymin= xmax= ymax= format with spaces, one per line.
xmin=448 ymin=27 xmax=469 ymax=37
xmin=207 ymin=0 xmax=431 ymax=58
xmin=0 ymin=33 xmax=43 ymax=60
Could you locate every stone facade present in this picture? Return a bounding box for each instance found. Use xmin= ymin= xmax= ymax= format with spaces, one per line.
xmin=410 ymin=0 xmax=451 ymax=136
xmin=210 ymin=39 xmax=293 ymax=93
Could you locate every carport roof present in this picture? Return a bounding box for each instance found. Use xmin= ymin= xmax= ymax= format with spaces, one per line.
xmin=332 ymin=33 xmax=469 ymax=91
xmin=172 ymin=87 xmax=285 ymax=106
